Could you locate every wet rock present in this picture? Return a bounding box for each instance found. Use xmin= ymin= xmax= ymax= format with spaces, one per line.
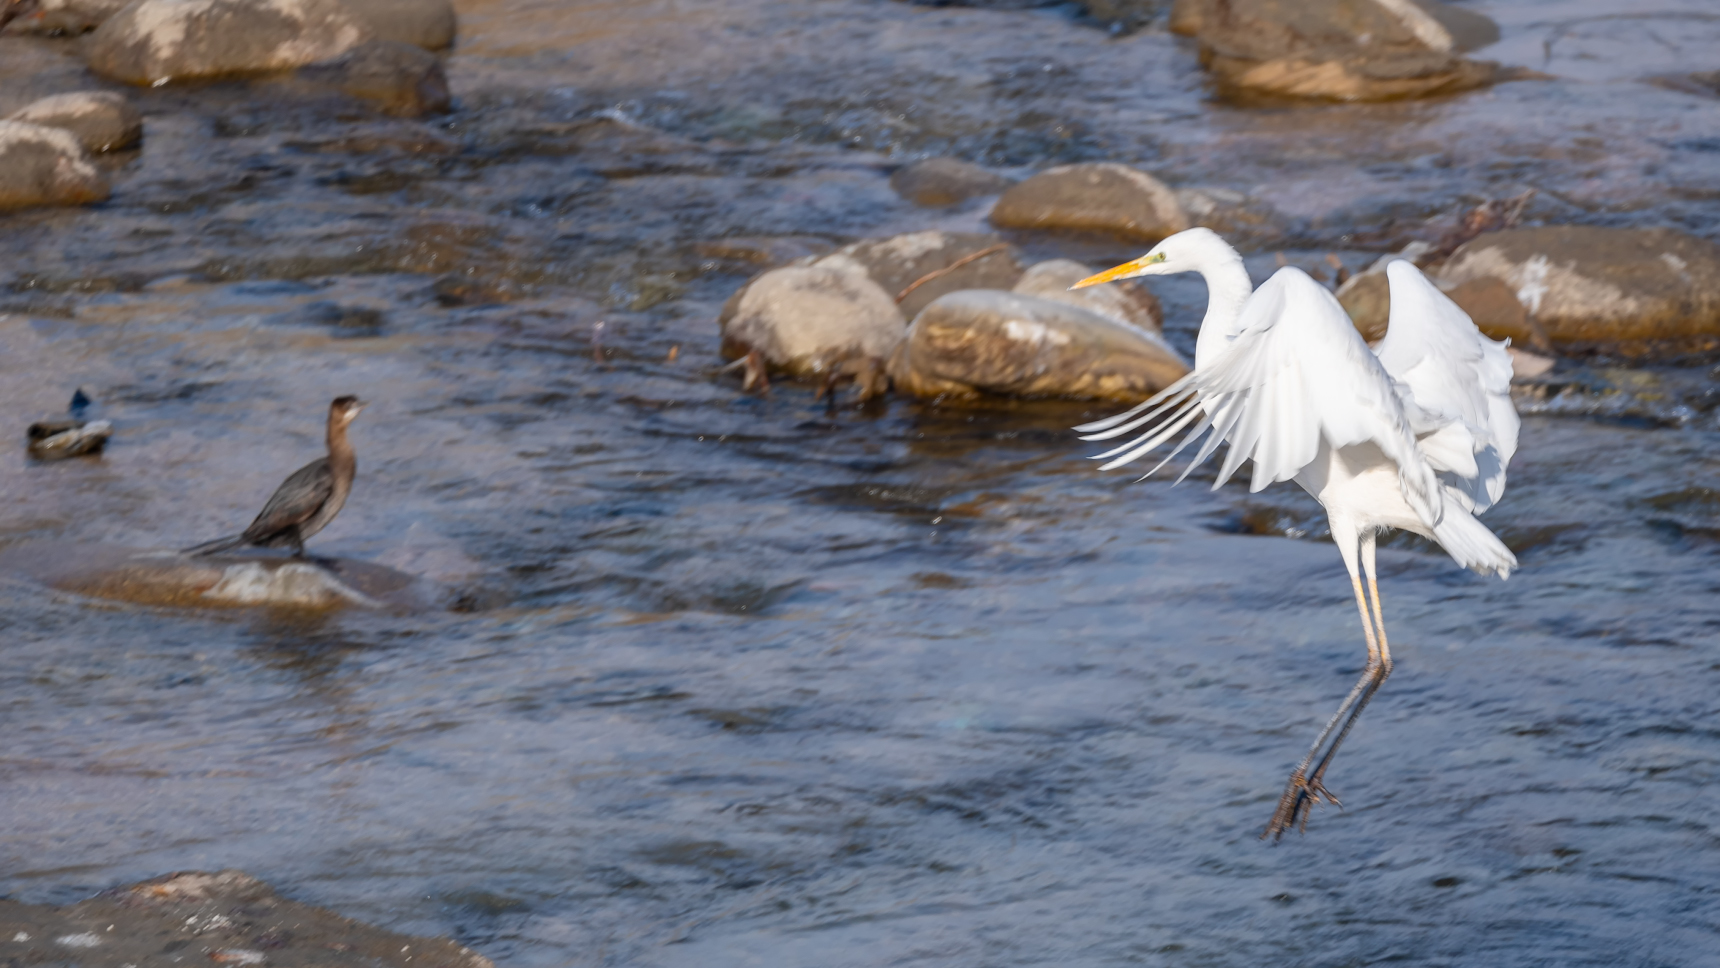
xmin=1507 ymin=346 xmax=1555 ymax=381
xmin=0 ymin=120 xmax=108 ymax=212
xmin=718 ymin=260 xmax=906 ymax=378
xmin=84 ymin=0 xmax=454 ymax=86
xmin=888 ymin=290 xmax=1189 ymax=403
xmin=990 ymin=163 xmax=1189 ymax=242
xmin=297 ymin=39 xmax=449 ymax=117
xmin=0 ymin=0 xmax=127 ymax=35
xmin=27 ymin=418 xmax=111 ymax=459
xmin=890 ymin=156 xmax=1012 ymax=207
xmin=0 ymin=870 xmax=490 ymax=968
xmin=1184 ymin=0 xmax=1500 ymax=102
xmin=823 ymin=229 xmax=1023 ymax=320
xmin=1438 ymin=226 xmax=1720 ymax=359
xmin=3 ymin=542 xmax=424 ymax=609
xmin=1012 ymin=258 xmax=1163 ymax=333
xmin=344 ymin=0 xmax=454 ymax=49
xmin=5 ymin=91 xmax=141 ymax=152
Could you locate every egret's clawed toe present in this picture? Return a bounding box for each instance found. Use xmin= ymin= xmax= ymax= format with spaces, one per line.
xmin=1263 ymin=769 xmax=1341 ymax=842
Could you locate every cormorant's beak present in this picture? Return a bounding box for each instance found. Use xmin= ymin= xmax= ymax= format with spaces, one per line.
xmin=1070 ymin=251 xmax=1166 ymax=289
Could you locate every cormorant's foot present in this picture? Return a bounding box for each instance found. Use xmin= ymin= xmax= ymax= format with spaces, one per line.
xmin=1261 ymin=769 xmax=1340 ymax=842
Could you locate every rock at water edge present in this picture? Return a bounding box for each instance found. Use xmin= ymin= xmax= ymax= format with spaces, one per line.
xmin=719 ymin=261 xmax=906 ymax=377
xmin=991 ymin=163 xmax=1189 ymax=242
xmin=0 ymin=120 xmax=108 ymax=211
xmin=6 ymin=90 xmax=141 ymax=151
xmin=1012 ymin=258 xmax=1164 ymax=334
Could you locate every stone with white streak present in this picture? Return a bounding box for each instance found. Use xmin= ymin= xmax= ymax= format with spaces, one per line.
xmin=6 ymin=91 xmax=142 ymax=152
xmin=0 ymin=120 xmax=109 ymax=211
xmin=83 ymin=0 xmax=454 ymax=86
xmin=889 ymin=290 xmax=1189 ymax=403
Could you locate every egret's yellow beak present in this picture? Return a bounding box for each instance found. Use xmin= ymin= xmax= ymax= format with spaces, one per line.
xmin=1070 ymin=252 xmax=1165 ymax=289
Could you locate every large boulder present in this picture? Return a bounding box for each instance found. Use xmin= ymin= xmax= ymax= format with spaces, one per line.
xmin=890 ymin=157 xmax=1012 ymax=208
xmin=1012 ymin=258 xmax=1164 ymax=334
xmin=889 ymin=290 xmax=1190 ymax=403
xmin=718 ymin=260 xmax=906 ymax=377
xmin=1437 ymin=226 xmax=1720 ymax=358
xmin=84 ymin=0 xmax=453 ymax=86
xmin=0 ymin=120 xmax=108 ymax=212
xmin=824 ymin=230 xmax=1022 ymax=320
xmin=990 ymin=163 xmax=1189 ymax=243
xmin=5 ymin=90 xmax=141 ymax=152
xmin=1182 ymin=0 xmax=1500 ymax=101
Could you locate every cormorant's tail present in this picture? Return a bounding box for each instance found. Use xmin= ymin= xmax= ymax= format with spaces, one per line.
xmin=1431 ymin=503 xmax=1516 ymax=579
xmin=181 ymin=535 xmax=248 ymax=557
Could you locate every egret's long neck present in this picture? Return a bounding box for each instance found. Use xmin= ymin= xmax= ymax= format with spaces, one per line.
xmin=1192 ymin=254 xmax=1254 ymax=370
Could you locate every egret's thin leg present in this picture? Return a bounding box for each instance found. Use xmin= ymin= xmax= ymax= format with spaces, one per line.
xmin=1306 ymin=535 xmax=1394 ymax=796
xmin=1264 ymin=536 xmax=1383 ymax=841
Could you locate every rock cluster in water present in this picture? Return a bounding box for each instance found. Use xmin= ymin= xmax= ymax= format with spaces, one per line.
xmin=1172 ymin=0 xmax=1502 ymax=101
xmin=719 ymin=229 xmax=1188 ymax=403
xmin=0 ymin=870 xmax=491 ymax=968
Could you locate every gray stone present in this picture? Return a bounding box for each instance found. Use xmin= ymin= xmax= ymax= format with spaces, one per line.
xmin=820 ymin=229 xmax=1022 ymax=320
xmin=1182 ymin=0 xmax=1499 ymax=102
xmin=0 ymin=120 xmax=108 ymax=212
xmin=718 ymin=261 xmax=906 ymax=378
xmin=889 ymin=289 xmax=1189 ymax=404
xmin=1012 ymin=258 xmax=1163 ymax=334
xmin=84 ymin=0 xmax=455 ymax=86
xmin=0 ymin=0 xmax=129 ymax=35
xmin=1437 ymin=226 xmax=1720 ymax=359
xmin=990 ymin=163 xmax=1189 ymax=242
xmin=0 ymin=870 xmax=490 ymax=967
xmin=890 ymin=157 xmax=1012 ymax=207
xmin=6 ymin=90 xmax=141 ymax=152
xmin=298 ymin=39 xmax=449 ymax=116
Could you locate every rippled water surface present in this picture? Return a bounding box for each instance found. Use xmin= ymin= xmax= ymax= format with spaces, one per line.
xmin=3 ymin=1 xmax=1719 ymax=965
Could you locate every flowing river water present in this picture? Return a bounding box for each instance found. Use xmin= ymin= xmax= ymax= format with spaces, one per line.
xmin=3 ymin=1 xmax=1719 ymax=965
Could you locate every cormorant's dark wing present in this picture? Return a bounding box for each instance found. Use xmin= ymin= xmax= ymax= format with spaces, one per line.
xmin=242 ymin=458 xmax=333 ymax=540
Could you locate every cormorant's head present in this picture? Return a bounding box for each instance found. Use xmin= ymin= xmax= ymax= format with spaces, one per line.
xmin=330 ymin=395 xmax=366 ymax=425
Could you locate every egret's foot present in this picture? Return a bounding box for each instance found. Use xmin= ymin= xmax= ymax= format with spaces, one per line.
xmin=1262 ymin=769 xmax=1340 ymax=842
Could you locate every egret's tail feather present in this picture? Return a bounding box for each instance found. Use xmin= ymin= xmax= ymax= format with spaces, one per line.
xmin=181 ymin=535 xmax=248 ymax=557
xmin=1431 ymin=505 xmax=1516 ymax=578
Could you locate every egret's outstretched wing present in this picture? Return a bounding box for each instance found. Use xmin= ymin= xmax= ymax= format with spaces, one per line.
xmin=1081 ymin=268 xmax=1443 ymax=529
xmin=1376 ymin=261 xmax=1518 ymax=513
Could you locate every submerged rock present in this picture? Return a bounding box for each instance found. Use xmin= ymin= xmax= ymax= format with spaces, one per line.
xmin=888 ymin=290 xmax=1189 ymax=403
xmin=824 ymin=230 xmax=1022 ymax=320
xmin=1437 ymin=226 xmax=1720 ymax=359
xmin=0 ymin=121 xmax=108 ymax=212
xmin=3 ymin=543 xmax=423 ymax=610
xmin=718 ymin=261 xmax=906 ymax=377
xmin=1012 ymin=258 xmax=1164 ymax=334
xmin=890 ymin=157 xmax=1012 ymax=207
xmin=84 ymin=0 xmax=454 ymax=85
xmin=27 ymin=418 xmax=111 ymax=459
xmin=990 ymin=163 xmax=1189 ymax=242
xmin=0 ymin=870 xmax=491 ymax=968
xmin=5 ymin=91 xmax=141 ymax=152
xmin=297 ymin=39 xmax=450 ymax=116
xmin=1184 ymin=0 xmax=1500 ymax=102
xmin=0 ymin=0 xmax=128 ymax=35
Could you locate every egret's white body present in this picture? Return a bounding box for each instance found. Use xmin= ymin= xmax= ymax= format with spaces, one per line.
xmin=1072 ymin=228 xmax=1519 ymax=838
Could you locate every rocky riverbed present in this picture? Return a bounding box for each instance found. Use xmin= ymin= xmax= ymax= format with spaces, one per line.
xmin=2 ymin=0 xmax=1719 ymax=966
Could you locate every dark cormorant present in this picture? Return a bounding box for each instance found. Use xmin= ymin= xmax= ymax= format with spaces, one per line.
xmin=183 ymin=396 xmax=365 ymax=557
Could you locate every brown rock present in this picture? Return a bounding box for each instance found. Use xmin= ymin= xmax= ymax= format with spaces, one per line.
xmin=5 ymin=90 xmax=141 ymax=152
xmin=889 ymin=157 xmax=1011 ymax=207
xmin=1438 ymin=226 xmax=1720 ymax=358
xmin=889 ymin=290 xmax=1189 ymax=404
xmin=991 ymin=163 xmax=1189 ymax=242
xmin=0 ymin=120 xmax=108 ymax=211
xmin=1336 ymin=270 xmax=1390 ymax=342
xmin=342 ymin=0 xmax=454 ymax=49
xmin=1169 ymin=0 xmax=1201 ymax=35
xmin=718 ymin=261 xmax=906 ymax=377
xmin=0 ymin=870 xmax=489 ymax=967
xmin=822 ymin=230 xmax=1023 ymax=320
xmin=0 ymin=0 xmax=128 ymax=35
xmin=1012 ymin=258 xmax=1163 ymax=334
xmin=298 ymin=39 xmax=449 ymax=116
xmin=1185 ymin=0 xmax=1500 ymax=102
xmin=1443 ymin=275 xmax=1537 ymax=348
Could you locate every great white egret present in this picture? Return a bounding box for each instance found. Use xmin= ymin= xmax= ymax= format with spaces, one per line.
xmin=1071 ymin=228 xmax=1518 ymax=840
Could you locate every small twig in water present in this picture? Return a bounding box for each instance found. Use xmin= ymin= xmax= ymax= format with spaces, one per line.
xmin=591 ymin=320 xmax=606 ymax=364
xmin=895 ymin=243 xmax=1009 ymax=304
